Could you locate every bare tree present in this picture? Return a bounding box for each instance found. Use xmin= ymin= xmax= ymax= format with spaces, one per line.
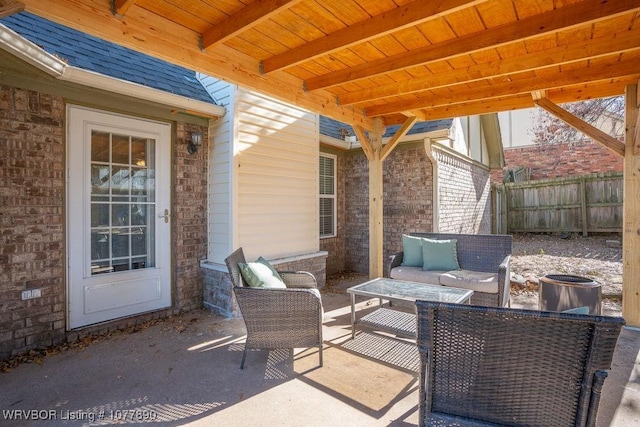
xmin=530 ymin=96 xmax=625 ymax=146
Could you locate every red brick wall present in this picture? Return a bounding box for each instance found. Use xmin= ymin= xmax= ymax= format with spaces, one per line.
xmin=492 ymin=140 xmax=623 ymax=183
xmin=174 ymin=123 xmax=208 ymax=311
xmin=0 ymin=83 xmax=208 ymax=360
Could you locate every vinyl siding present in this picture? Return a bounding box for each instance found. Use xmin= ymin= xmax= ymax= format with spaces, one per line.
xmin=199 ymin=74 xmax=234 ymax=264
xmin=236 ymin=88 xmax=318 ymax=261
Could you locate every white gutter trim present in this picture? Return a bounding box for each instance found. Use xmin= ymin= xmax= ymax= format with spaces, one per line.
xmin=0 ymin=22 xmax=225 ymax=119
xmin=0 ymin=23 xmax=66 ymax=76
xmin=60 ymin=67 xmax=225 ymax=118
xmin=319 ymin=134 xmax=350 ymax=149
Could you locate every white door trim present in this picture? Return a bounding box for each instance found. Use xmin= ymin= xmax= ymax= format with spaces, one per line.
xmin=66 ymin=105 xmax=172 ymax=329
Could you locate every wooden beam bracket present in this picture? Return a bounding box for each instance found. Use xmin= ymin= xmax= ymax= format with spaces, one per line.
xmin=533 ymin=95 xmax=626 ymax=157
xmin=380 ymin=116 xmax=418 ymax=161
xmin=111 ymin=0 xmax=136 ymax=18
xmin=0 ymin=0 xmax=24 ymax=18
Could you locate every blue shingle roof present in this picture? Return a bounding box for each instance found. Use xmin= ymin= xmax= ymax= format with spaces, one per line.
xmin=1 ymin=12 xmax=216 ymax=104
xmin=319 ymin=115 xmax=453 ymax=141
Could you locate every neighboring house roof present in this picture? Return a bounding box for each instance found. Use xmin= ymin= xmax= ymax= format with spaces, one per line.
xmin=319 ymin=115 xmax=453 ymax=141
xmin=1 ymin=12 xmax=215 ymax=104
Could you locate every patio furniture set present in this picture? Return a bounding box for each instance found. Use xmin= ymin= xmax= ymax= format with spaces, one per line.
xmin=225 ymin=232 xmax=625 ymax=426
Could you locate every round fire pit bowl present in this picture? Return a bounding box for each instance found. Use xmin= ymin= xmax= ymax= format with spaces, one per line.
xmin=539 ymin=274 xmax=602 ymax=315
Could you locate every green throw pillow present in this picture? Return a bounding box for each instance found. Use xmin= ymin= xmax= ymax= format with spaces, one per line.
xmin=238 ymin=259 xmax=286 ymax=288
xmin=562 ymin=306 xmax=590 ymax=315
xmin=256 ymin=256 xmax=283 ymax=282
xmin=401 ymin=234 xmax=423 ymax=267
xmin=422 ymin=238 xmax=460 ymax=271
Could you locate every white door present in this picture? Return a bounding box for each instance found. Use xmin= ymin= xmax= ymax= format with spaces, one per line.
xmin=67 ymin=105 xmax=171 ymax=329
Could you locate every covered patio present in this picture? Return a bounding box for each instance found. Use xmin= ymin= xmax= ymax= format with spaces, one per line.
xmin=1 ymin=278 xmax=639 ymax=426
xmin=9 ymin=0 xmax=640 ymax=325
xmin=1 ymin=1 xmax=640 ymax=425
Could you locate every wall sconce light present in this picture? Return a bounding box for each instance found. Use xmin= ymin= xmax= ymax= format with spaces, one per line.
xmin=187 ymin=131 xmax=203 ymax=154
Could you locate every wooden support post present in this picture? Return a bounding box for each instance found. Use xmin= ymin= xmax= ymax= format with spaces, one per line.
xmin=623 ymin=82 xmax=640 ymax=327
xmin=369 ymin=118 xmax=385 ymax=279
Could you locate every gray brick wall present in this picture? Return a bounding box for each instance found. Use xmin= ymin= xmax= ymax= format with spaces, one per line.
xmin=0 ymin=83 xmax=207 ymax=360
xmin=434 ymin=149 xmax=492 ymax=234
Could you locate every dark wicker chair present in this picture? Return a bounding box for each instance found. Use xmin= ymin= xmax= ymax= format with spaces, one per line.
xmin=415 ymin=300 xmax=625 ymax=427
xmin=224 ymin=247 xmax=323 ymax=369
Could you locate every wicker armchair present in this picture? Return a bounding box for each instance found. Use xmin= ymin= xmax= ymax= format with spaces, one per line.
xmin=415 ymin=300 xmax=625 ymax=427
xmin=224 ymin=247 xmax=323 ymax=369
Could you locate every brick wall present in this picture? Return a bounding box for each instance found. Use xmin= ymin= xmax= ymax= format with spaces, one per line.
xmin=174 ymin=123 xmax=208 ymax=312
xmin=492 ymin=140 xmax=623 ymax=183
xmin=321 ymin=142 xmax=493 ymax=274
xmin=382 ymin=143 xmax=434 ymax=263
xmin=434 ymin=149 xmax=492 ymax=234
xmin=0 ymin=83 xmax=207 ymax=360
xmin=0 ymin=85 xmax=66 ymax=358
xmin=322 ymin=142 xmax=435 ymax=274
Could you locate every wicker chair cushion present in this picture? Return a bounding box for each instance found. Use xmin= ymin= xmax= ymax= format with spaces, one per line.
xmin=422 ymin=238 xmax=460 ymax=271
xmin=439 ymin=270 xmax=498 ymax=294
xmin=390 ymin=266 xmax=444 ymax=284
xmin=402 ymin=234 xmax=424 ymax=267
xmin=238 ymin=260 xmax=286 ymax=288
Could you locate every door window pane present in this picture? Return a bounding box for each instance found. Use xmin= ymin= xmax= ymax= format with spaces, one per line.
xmin=91 ymin=204 xmax=109 ymax=227
xmin=91 ymin=131 xmax=110 ymax=163
xmin=112 ymin=134 xmax=130 ymax=164
xmin=90 ymin=130 xmax=156 ymax=274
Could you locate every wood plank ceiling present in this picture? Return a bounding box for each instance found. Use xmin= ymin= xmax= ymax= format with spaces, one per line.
xmin=7 ymin=0 xmax=640 ymax=130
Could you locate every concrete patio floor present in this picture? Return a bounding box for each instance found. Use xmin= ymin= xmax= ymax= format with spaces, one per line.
xmin=1 ymin=277 xmax=639 ymax=426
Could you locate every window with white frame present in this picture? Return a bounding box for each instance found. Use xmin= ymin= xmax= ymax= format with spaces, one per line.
xmin=319 ymin=154 xmax=336 ymax=238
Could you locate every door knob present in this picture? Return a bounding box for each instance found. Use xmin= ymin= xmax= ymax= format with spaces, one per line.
xmin=158 ymin=209 xmax=170 ymax=223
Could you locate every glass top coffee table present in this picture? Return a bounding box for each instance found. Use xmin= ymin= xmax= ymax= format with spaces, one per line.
xmin=347 ymin=277 xmax=474 ymax=339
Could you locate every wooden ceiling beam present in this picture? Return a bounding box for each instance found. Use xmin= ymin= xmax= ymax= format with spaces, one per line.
xmin=383 ymin=79 xmax=632 ymax=124
xmin=111 ymin=0 xmax=136 ymax=17
xmin=533 ymin=95 xmax=625 ymax=157
xmin=305 ymin=0 xmax=640 ymax=91
xmin=365 ymin=57 xmax=640 ymax=117
xmin=261 ymin=0 xmax=486 ymax=74
xmin=0 ymin=0 xmax=24 ymax=18
xmin=201 ymin=0 xmax=304 ymax=50
xmin=19 ymin=0 xmax=373 ymax=130
xmin=339 ymin=29 xmax=640 ymax=106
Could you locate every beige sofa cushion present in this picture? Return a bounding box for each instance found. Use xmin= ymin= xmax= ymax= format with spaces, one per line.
xmin=390 ymin=266 xmax=444 ymax=284
xmin=439 ymin=270 xmax=499 ymax=294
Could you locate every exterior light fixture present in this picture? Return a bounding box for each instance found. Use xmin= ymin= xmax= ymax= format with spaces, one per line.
xmin=187 ymin=131 xmax=203 ymax=154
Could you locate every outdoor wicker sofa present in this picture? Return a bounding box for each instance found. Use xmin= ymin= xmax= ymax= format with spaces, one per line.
xmin=415 ymin=300 xmax=625 ymax=427
xmin=388 ymin=232 xmax=512 ymax=307
xmin=224 ymin=247 xmax=323 ymax=369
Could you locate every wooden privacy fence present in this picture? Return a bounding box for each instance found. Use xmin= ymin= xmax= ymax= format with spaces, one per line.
xmin=492 ymin=172 xmax=623 ymax=235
